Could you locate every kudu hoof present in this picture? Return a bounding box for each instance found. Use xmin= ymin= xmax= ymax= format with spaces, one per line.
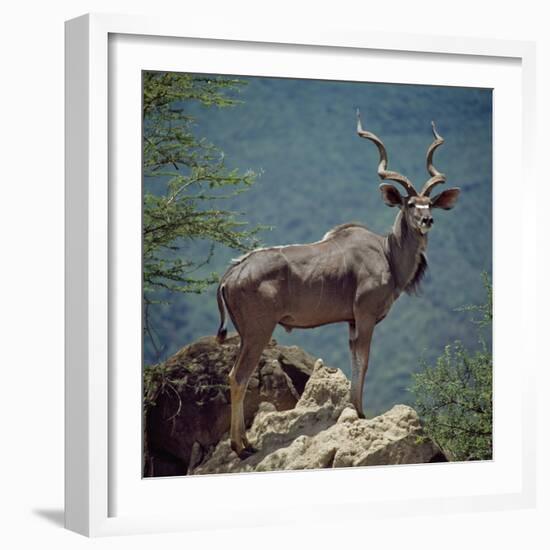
xmin=237 ymin=445 xmax=257 ymax=460
xmin=352 ymin=403 xmax=366 ymax=419
xmin=230 ymin=440 xmax=258 ymax=460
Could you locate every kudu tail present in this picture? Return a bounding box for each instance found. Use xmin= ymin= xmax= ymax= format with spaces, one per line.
xmin=216 ymin=284 xmax=228 ymax=344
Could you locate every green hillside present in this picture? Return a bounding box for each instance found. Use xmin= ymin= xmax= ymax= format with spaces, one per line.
xmin=144 ymin=74 xmax=492 ymax=416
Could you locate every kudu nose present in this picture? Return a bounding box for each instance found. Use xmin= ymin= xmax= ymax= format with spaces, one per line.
xmin=421 ymin=216 xmax=434 ymax=227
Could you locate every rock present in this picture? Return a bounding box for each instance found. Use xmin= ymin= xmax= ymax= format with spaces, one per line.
xmin=191 ymin=362 xmax=446 ymax=475
xmin=337 ymin=406 xmax=359 ymax=424
xmin=145 ymin=334 xmax=316 ymax=477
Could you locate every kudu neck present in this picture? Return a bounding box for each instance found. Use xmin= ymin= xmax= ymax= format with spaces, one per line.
xmin=386 ymin=210 xmax=428 ymax=294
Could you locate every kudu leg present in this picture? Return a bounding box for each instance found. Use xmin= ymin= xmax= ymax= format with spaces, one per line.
xmin=349 ymin=317 xmax=375 ymax=418
xmin=228 ymin=328 xmax=274 ymax=458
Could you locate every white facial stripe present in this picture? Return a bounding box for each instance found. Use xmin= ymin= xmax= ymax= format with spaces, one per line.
xmin=416 ymin=204 xmax=430 ymax=209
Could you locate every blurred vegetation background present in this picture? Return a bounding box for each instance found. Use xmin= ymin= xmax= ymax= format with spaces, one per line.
xmin=143 ymin=72 xmax=492 ymax=417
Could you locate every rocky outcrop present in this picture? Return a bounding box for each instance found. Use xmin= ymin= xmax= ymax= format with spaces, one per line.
xmin=145 ymin=334 xmax=316 ymax=477
xmin=190 ymin=360 xmax=446 ymax=475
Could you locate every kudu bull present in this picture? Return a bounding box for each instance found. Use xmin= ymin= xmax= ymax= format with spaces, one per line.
xmin=216 ymin=111 xmax=460 ymax=457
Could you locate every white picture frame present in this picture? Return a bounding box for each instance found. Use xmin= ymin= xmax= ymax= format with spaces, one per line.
xmin=65 ymin=13 xmax=537 ymax=537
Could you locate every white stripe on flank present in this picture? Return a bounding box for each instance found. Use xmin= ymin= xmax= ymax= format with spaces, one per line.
xmin=416 ymin=204 xmax=430 ymax=209
xmin=231 ymin=243 xmax=316 ymax=264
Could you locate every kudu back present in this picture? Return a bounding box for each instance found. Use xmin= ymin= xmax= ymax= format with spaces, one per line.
xmin=216 ymin=111 xmax=460 ymax=458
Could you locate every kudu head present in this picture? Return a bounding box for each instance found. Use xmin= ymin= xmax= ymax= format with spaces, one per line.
xmin=356 ymin=109 xmax=460 ymax=235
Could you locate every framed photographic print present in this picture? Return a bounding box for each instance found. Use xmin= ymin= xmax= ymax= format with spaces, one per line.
xmin=65 ymin=13 xmax=536 ymax=537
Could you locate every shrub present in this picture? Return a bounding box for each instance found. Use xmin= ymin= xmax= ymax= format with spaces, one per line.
xmin=410 ymin=274 xmax=492 ymax=461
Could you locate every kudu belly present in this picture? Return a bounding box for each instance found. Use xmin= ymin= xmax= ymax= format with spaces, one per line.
xmin=274 ymin=275 xmax=356 ymax=329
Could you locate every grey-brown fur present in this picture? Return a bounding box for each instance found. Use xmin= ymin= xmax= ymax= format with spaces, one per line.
xmin=216 ymin=112 xmax=460 ymax=458
xmin=387 ymin=211 xmax=429 ymax=296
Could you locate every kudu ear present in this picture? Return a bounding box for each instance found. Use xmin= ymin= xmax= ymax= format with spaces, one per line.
xmin=431 ymin=187 xmax=460 ymax=210
xmin=379 ymin=184 xmax=403 ymax=207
